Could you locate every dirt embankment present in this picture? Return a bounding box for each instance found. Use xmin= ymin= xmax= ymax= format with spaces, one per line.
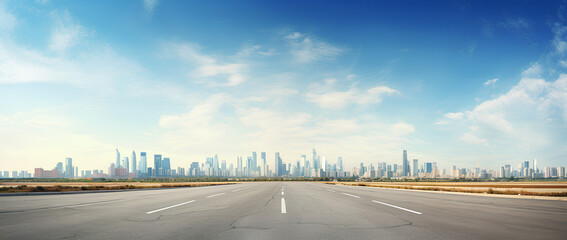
xmin=326 ymin=181 xmax=567 ymax=197
xmin=0 ymin=182 xmax=236 ymax=193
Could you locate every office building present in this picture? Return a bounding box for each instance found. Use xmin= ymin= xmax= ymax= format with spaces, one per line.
xmin=154 ymin=154 xmax=162 ymax=176
xmin=131 ymin=151 xmax=137 ymax=174
xmin=65 ymin=157 xmax=73 ymax=178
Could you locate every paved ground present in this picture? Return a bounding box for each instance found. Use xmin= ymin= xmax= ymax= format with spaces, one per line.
xmin=1 ymin=182 xmax=566 ymax=239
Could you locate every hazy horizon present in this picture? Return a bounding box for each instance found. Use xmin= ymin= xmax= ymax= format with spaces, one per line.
xmin=1 ymin=0 xmax=567 ymax=172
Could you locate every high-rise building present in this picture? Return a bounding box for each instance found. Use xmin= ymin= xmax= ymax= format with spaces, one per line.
xmin=337 ymin=157 xmax=343 ymax=172
xmin=65 ymin=157 xmax=73 ymax=178
xmin=312 ymin=148 xmax=318 ymax=170
xmin=412 ymin=159 xmax=418 ymax=177
xmin=275 ymin=152 xmax=282 ymax=177
xmin=322 ymin=156 xmax=327 ymax=172
xmin=154 ymin=154 xmax=162 ymax=176
xmin=162 ymin=158 xmax=171 ymax=170
xmin=402 ymin=150 xmax=409 ymax=177
xmin=425 ymin=162 xmax=433 ymax=173
xmin=236 ymin=157 xmax=243 ymax=171
xmin=123 ymin=157 xmax=129 ymax=174
xmin=252 ymin=152 xmax=258 ymax=172
xmin=213 ymin=154 xmax=219 ymax=170
xmin=206 ymin=157 xmax=214 ymax=168
xmin=261 ymin=152 xmax=267 ymax=166
xmin=55 ymin=162 xmax=63 ymax=177
xmin=131 ymin=151 xmax=137 ymax=174
xmin=190 ymin=162 xmax=200 ymax=176
xmin=247 ymin=156 xmax=252 ymax=174
xmin=116 ymin=149 xmax=120 ymax=168
xmin=221 ymin=160 xmax=227 ymax=171
xmin=261 ymin=152 xmax=267 ymax=177
xmin=140 ymin=152 xmax=147 ymax=173
xmin=505 ymin=164 xmax=511 ymax=178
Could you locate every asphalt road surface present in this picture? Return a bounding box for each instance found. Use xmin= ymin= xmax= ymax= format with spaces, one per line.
xmin=1 ymin=182 xmax=566 ymax=239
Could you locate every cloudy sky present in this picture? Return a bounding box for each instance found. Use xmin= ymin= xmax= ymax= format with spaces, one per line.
xmin=1 ymin=0 xmax=566 ymax=172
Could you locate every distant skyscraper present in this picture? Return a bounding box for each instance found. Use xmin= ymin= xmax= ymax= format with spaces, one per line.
xmin=154 ymin=154 xmax=162 ymax=176
xmin=337 ymin=157 xmax=343 ymax=172
xmin=312 ymin=148 xmax=317 ymax=170
xmin=236 ymin=157 xmax=243 ymax=171
xmin=275 ymin=152 xmax=282 ymax=176
xmin=162 ymin=157 xmax=171 ymax=170
xmin=206 ymin=157 xmax=214 ymax=168
xmin=55 ymin=162 xmax=63 ymax=177
xmin=426 ymin=162 xmax=433 ymax=173
xmin=116 ymin=149 xmax=120 ymax=168
xmin=124 ymin=157 xmax=129 ymax=174
xmin=65 ymin=157 xmax=73 ymax=178
xmin=190 ymin=162 xmax=200 ymax=176
xmin=213 ymin=154 xmax=219 ymax=170
xmin=252 ymin=152 xmax=257 ymax=172
xmin=322 ymin=156 xmax=327 ymax=172
xmin=140 ymin=152 xmax=147 ymax=173
xmin=261 ymin=152 xmax=266 ymax=166
xmin=131 ymin=151 xmax=137 ymax=174
xmin=221 ymin=160 xmax=227 ymax=170
xmin=402 ymin=150 xmax=410 ymax=177
xmin=411 ymin=159 xmax=419 ymax=177
xmin=247 ymin=156 xmax=252 ymax=173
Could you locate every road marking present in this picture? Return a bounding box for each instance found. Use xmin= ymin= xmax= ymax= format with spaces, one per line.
xmin=341 ymin=193 xmax=360 ymax=198
xmin=372 ymin=200 xmax=422 ymax=215
xmin=327 ymin=189 xmax=336 ymax=192
xmin=146 ymin=200 xmax=195 ymax=214
xmin=282 ymin=191 xmax=284 ymax=195
xmin=281 ymin=198 xmax=287 ymax=213
xmin=232 ymin=187 xmax=251 ymax=192
xmin=206 ymin=193 xmax=225 ymax=198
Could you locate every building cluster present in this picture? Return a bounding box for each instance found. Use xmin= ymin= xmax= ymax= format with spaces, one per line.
xmin=2 ymin=149 xmax=566 ymax=180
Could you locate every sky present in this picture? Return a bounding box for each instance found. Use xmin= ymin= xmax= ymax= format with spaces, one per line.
xmin=1 ymin=0 xmax=567 ymax=172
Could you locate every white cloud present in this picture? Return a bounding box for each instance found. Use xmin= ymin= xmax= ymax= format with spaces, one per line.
xmin=258 ymin=48 xmax=277 ymax=56
xmin=306 ymin=80 xmax=398 ymax=110
xmin=0 ymin=40 xmax=144 ymax=89
xmin=285 ymin=32 xmax=343 ymax=63
xmin=390 ymin=122 xmax=415 ymax=136
xmin=49 ymin=10 xmax=88 ymax=53
xmin=0 ymin=107 xmax=114 ymax=171
xmin=157 ymin=92 xmax=416 ymax=166
xmin=461 ymin=129 xmax=488 ymax=145
xmin=158 ymin=94 xmax=234 ymax=151
xmin=444 ymin=112 xmax=464 ymax=120
xmin=521 ymin=63 xmax=542 ymax=78
xmin=142 ymin=0 xmax=159 ymax=13
xmin=484 ymin=78 xmax=498 ymax=86
xmin=285 ymin=32 xmax=302 ymax=39
xmin=553 ymin=23 xmax=567 ymax=54
xmin=165 ymin=42 xmax=249 ymax=86
xmin=0 ymin=6 xmax=16 ymax=31
xmin=442 ymin=72 xmax=567 ymax=149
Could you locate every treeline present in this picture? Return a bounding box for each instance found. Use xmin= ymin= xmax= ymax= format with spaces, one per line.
xmin=2 ymin=176 xmax=563 ymax=183
xmin=359 ymin=177 xmax=566 ymax=182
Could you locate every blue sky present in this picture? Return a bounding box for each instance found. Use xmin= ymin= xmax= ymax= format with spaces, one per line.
xmin=1 ymin=0 xmax=566 ymax=171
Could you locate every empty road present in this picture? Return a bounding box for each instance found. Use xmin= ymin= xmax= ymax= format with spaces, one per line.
xmin=1 ymin=182 xmax=566 ymax=239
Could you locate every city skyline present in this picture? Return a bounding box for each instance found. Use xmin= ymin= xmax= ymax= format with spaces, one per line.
xmin=1 ymin=1 xmax=567 ymax=171
xmin=8 ymin=147 xmax=567 ymax=180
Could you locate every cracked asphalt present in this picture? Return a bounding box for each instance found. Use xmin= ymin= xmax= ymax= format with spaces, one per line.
xmin=1 ymin=182 xmax=566 ymax=239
